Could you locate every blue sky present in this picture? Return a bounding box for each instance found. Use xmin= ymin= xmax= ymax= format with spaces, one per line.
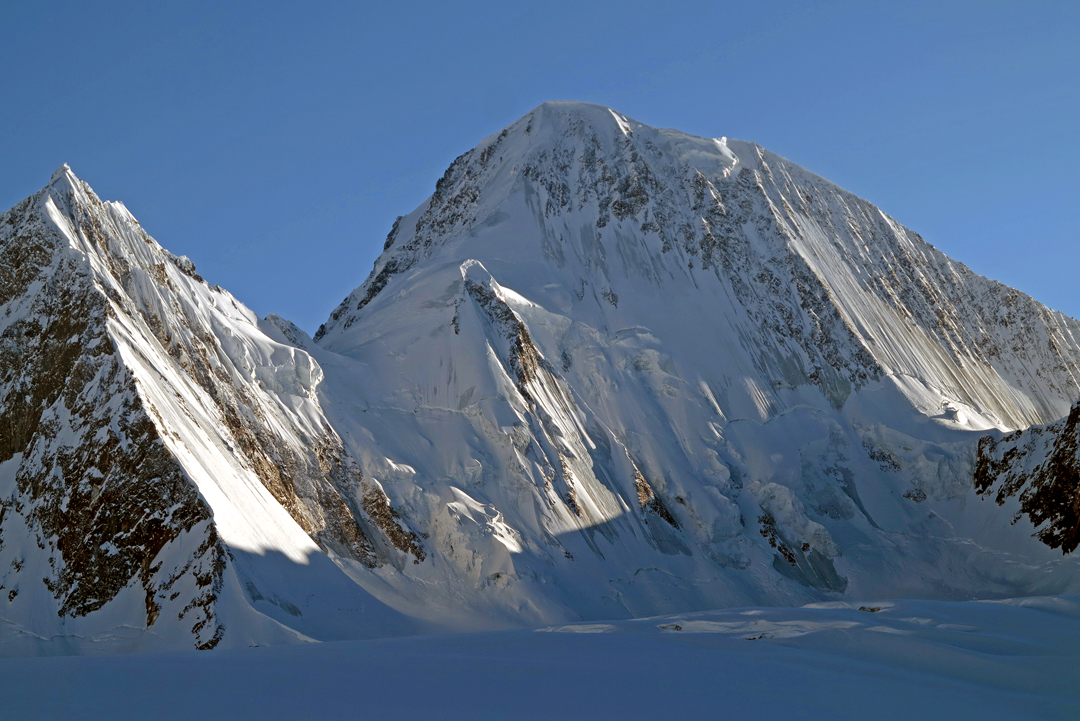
xmin=3 ymin=1 xmax=1078 ymax=333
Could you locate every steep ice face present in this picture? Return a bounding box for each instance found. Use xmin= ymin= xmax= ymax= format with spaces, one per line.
xmin=0 ymin=168 xmax=424 ymax=653
xmin=310 ymin=102 xmax=1080 ymax=626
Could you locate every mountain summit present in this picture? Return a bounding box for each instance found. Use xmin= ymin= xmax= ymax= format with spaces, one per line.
xmin=1 ymin=104 xmax=1078 ymax=653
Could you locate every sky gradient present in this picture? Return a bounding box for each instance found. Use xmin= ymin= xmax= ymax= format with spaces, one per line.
xmin=3 ymin=0 xmax=1078 ymax=333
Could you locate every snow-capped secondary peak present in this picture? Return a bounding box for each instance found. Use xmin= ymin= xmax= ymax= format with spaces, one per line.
xmin=0 ymin=167 xmax=425 ymax=653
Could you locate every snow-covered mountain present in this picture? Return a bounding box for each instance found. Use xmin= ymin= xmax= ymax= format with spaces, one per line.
xmin=308 ymin=102 xmax=1080 ymax=624
xmin=0 ymin=166 xmax=424 ymax=654
xmin=2 ymin=102 xmax=1079 ymax=654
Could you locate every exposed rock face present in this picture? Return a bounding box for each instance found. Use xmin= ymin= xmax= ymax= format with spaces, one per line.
xmin=975 ymin=401 xmax=1080 ymax=553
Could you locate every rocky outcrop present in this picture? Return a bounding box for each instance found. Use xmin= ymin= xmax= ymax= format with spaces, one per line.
xmin=975 ymin=401 xmax=1080 ymax=553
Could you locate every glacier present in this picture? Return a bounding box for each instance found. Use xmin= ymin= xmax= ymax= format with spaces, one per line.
xmin=3 ymin=594 xmax=1079 ymax=720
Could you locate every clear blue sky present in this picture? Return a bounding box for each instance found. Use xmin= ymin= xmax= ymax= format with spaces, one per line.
xmin=3 ymin=1 xmax=1078 ymax=333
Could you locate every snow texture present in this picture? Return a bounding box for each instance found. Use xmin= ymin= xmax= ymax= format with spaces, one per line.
xmin=1 ymin=593 xmax=1077 ymax=719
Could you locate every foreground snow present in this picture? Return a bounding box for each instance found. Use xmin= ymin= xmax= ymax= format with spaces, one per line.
xmin=2 ymin=594 xmax=1077 ymax=720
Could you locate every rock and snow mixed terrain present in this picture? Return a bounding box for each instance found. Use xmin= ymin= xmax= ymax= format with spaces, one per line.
xmin=0 ymin=165 xmax=425 ymax=654
xmin=0 ymin=102 xmax=1079 ymax=700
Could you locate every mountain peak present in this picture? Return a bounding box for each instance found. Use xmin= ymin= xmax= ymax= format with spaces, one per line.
xmin=314 ymin=105 xmax=752 ymax=343
xmin=302 ymin=103 xmax=1080 ymax=628
xmin=46 ymin=163 xmax=84 ymax=199
xmin=524 ymin=100 xmax=637 ymax=134
xmin=501 ymin=101 xmax=748 ymax=178
xmin=0 ymin=160 xmax=426 ymax=653
xmin=319 ymin=104 xmax=1080 ymax=432
xmin=50 ymin=163 xmax=73 ymax=183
